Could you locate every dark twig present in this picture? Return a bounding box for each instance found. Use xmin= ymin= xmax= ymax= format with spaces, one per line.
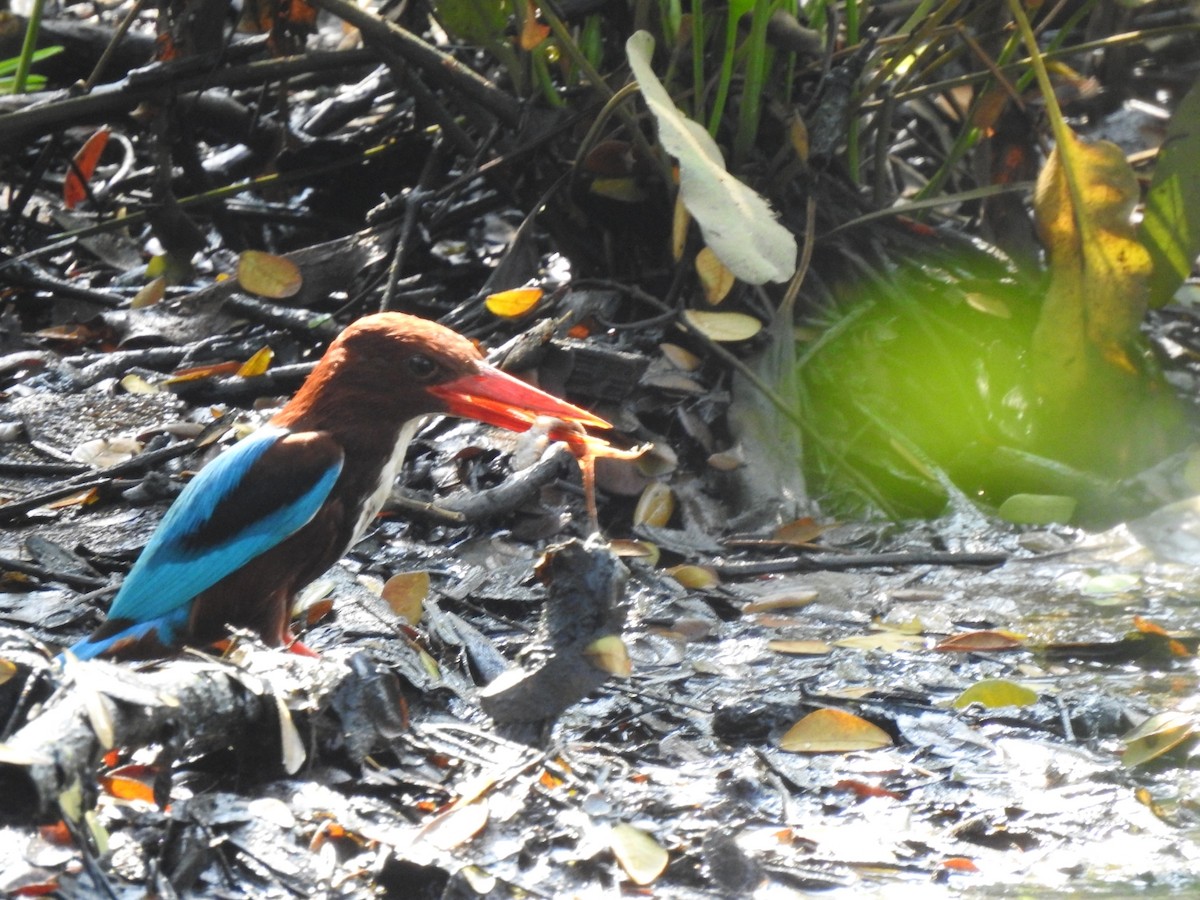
xmin=709 ymin=550 xmax=1009 ymax=577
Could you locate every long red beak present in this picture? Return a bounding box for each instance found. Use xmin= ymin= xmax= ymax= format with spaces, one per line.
xmin=428 ymin=362 xmax=611 ymax=434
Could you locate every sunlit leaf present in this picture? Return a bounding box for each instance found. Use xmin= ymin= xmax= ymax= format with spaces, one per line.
xmin=767 ymin=639 xmax=832 ymax=656
xmin=420 ymin=798 xmax=490 ymax=851
xmin=64 ymin=127 xmax=110 ymax=209
xmin=935 ymin=631 xmax=1023 ymax=652
xmin=237 ymin=250 xmax=302 ymax=299
xmin=72 ymin=437 xmax=142 ymax=468
xmin=485 ymin=287 xmax=543 ymax=318
xmin=671 ymin=195 xmax=690 ymax=261
xmin=665 ymin=564 xmax=719 ymax=589
xmin=773 ymin=517 xmax=827 ymax=545
xmin=660 ymin=342 xmax=701 ymax=371
xmin=744 ymin=591 xmax=818 ymax=612
xmin=779 ymin=708 xmax=893 ymax=753
xmin=131 ymin=276 xmax=167 ymax=309
xmin=609 ymin=539 xmax=661 ymax=565
xmin=381 ymin=571 xmax=430 ymax=624
xmin=634 ymin=481 xmax=674 ymax=527
xmin=236 ymin=346 xmax=274 ymax=378
xmin=120 ymin=373 xmax=161 ymax=394
xmin=626 ymin=31 xmax=796 ymax=283
xmin=610 ymin=823 xmax=669 ymax=886
xmin=695 ymin=246 xmax=735 ymax=304
xmin=275 ymin=694 xmax=306 ymax=775
xmin=1122 ymin=711 xmax=1198 ymax=767
xmin=834 ymin=632 xmax=924 ymax=652
xmin=1030 ymin=127 xmax=1153 ymax=434
xmin=583 ymin=634 xmax=632 ymax=677
xmin=683 ymin=310 xmax=762 ymax=342
xmin=952 ymin=678 xmax=1038 ymax=709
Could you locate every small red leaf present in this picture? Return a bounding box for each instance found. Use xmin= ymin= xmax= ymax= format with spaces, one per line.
xmin=64 ymin=128 xmax=111 ymax=209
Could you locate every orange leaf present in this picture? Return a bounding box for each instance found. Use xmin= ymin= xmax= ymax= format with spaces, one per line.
xmin=941 ymin=857 xmax=979 ymax=872
xmin=519 ymin=0 xmax=550 ymax=49
xmin=64 ymin=128 xmax=111 ymax=210
xmin=779 ymin=708 xmax=893 ymax=753
xmin=485 ymin=287 xmax=542 ymax=318
xmin=236 ymin=346 xmax=274 ymax=378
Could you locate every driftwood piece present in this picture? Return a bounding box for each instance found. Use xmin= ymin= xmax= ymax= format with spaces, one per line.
xmin=0 ymin=648 xmax=358 ymax=824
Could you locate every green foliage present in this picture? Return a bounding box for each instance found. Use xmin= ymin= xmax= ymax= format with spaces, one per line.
xmin=0 ymin=45 xmax=61 ymax=94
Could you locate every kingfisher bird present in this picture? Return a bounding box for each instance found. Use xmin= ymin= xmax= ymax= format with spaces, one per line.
xmin=65 ymin=313 xmax=610 ymax=661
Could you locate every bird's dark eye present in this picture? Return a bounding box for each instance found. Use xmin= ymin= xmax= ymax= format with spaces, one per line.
xmin=407 ymin=354 xmax=438 ymax=381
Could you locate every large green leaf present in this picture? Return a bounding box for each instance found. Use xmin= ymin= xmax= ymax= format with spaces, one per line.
xmin=1140 ymin=79 xmax=1200 ymax=308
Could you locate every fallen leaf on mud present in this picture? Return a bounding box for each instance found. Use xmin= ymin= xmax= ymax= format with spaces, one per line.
xmin=834 ymin=632 xmax=924 ymax=652
xmin=744 ymin=591 xmax=818 ymax=612
xmin=768 ymin=639 xmax=832 ymax=656
xmin=935 ymin=631 xmax=1023 ymax=652
xmin=237 ymin=250 xmax=302 ymax=299
xmin=583 ymin=635 xmax=633 ymax=677
xmin=382 ymin=571 xmax=430 ymax=624
xmin=952 ymin=679 xmax=1038 ymax=709
xmin=1122 ymin=711 xmax=1198 ymax=767
xmin=779 ymin=708 xmax=894 ymax=753
xmin=666 ymin=564 xmax=719 ymax=589
xmin=634 ymin=482 xmax=674 ymax=527
xmin=611 ymin=822 xmax=669 ymax=885
xmin=419 ymin=798 xmax=490 ymax=851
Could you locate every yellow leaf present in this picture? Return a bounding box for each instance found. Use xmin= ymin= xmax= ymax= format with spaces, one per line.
xmin=665 ymin=564 xmax=719 ymax=589
xmin=779 ymin=708 xmax=893 ymax=753
xmin=131 ymin=276 xmax=167 ymax=309
xmin=660 ymin=342 xmax=700 ymax=371
xmin=610 ymin=823 xmax=669 ymax=886
xmin=120 ymin=373 xmax=161 ymax=394
xmin=485 ymin=287 xmax=542 ymax=318
xmin=583 ymin=634 xmax=632 ymax=677
xmin=952 ymin=678 xmax=1038 ymax=709
xmin=789 ymin=114 xmax=810 ymax=163
xmin=671 ymin=194 xmax=690 ymax=261
xmin=588 ymin=177 xmax=647 ymax=203
xmin=1030 ymin=129 xmax=1158 ymax=446
xmin=833 ymin=632 xmax=925 ymax=652
xmin=633 ymin=481 xmax=674 ymax=528
xmin=1122 ymin=712 xmax=1198 ymax=767
xmin=382 ymin=571 xmax=430 ymax=624
xmin=695 ymin=246 xmax=735 ymax=305
xmin=237 ymin=250 xmax=302 ymax=299
xmin=236 ymin=346 xmax=274 ymax=378
xmin=683 ymin=310 xmax=762 ymax=342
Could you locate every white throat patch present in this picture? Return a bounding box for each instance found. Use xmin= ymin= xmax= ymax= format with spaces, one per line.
xmin=351 ymin=416 xmax=424 ymax=545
